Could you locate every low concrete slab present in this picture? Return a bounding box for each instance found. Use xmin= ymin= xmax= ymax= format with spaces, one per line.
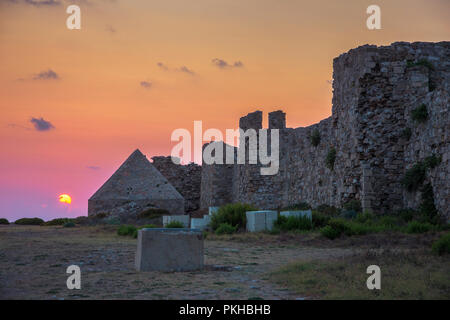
xmin=190 ymin=215 xmax=211 ymax=231
xmin=280 ymin=210 xmax=312 ymax=220
xmin=246 ymin=210 xmax=278 ymax=232
xmin=163 ymin=215 xmax=190 ymax=227
xmin=135 ymin=228 xmax=204 ymax=272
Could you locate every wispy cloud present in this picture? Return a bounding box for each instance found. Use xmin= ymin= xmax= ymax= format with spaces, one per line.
xmin=140 ymin=81 xmax=152 ymax=89
xmin=30 ymin=117 xmax=55 ymax=131
xmin=32 ymin=69 xmax=60 ymax=80
xmin=86 ymin=166 xmax=101 ymax=170
xmin=177 ymin=66 xmax=195 ymax=76
xmin=212 ymin=58 xmax=244 ymax=69
xmin=158 ymin=62 xmax=196 ymax=75
xmin=157 ymin=62 xmax=169 ymax=71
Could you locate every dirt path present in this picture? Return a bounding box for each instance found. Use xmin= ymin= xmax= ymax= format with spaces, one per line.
xmin=0 ymin=225 xmax=354 ymax=299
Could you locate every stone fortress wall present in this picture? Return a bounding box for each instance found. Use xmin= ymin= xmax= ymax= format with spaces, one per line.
xmin=152 ymin=156 xmax=202 ymax=213
xmin=198 ymin=42 xmax=449 ymax=217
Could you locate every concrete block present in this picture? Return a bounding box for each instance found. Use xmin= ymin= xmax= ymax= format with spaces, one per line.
xmin=265 ymin=211 xmax=278 ymax=230
xmin=280 ymin=210 xmax=312 ymax=220
xmin=246 ymin=210 xmax=278 ymax=232
xmin=135 ymin=228 xmax=204 ymax=272
xmin=209 ymin=207 xmax=220 ymax=216
xmin=190 ymin=216 xmax=210 ymax=231
xmin=163 ymin=215 xmax=190 ymax=227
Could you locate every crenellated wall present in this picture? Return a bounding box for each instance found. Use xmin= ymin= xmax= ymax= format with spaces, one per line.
xmin=200 ymin=42 xmax=449 ymax=218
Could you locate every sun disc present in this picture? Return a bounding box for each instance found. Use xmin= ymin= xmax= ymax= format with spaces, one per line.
xmin=59 ymin=194 xmax=72 ymax=204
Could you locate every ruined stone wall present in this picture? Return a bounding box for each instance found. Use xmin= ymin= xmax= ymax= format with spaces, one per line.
xmin=200 ymin=42 xmax=449 ymax=217
xmin=200 ymin=142 xmax=236 ymax=208
xmin=152 ymin=156 xmax=201 ymax=212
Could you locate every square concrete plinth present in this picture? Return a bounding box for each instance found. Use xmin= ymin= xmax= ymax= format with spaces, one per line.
xmin=135 ymin=228 xmax=204 ymax=272
xmin=246 ymin=210 xmax=278 ymax=232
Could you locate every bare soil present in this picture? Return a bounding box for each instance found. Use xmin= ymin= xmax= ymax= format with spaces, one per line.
xmin=0 ymin=225 xmax=444 ymax=299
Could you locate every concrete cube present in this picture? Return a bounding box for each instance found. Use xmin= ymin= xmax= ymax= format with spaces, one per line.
xmin=135 ymin=228 xmax=204 ymax=272
xmin=280 ymin=210 xmax=312 ymax=220
xmin=265 ymin=211 xmax=278 ymax=230
xmin=163 ymin=215 xmax=190 ymax=227
xmin=190 ymin=217 xmax=209 ymax=230
xmin=246 ymin=210 xmax=278 ymax=232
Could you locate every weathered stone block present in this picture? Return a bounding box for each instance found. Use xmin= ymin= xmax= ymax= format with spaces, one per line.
xmin=163 ymin=215 xmax=190 ymax=227
xmin=190 ymin=215 xmax=210 ymax=231
xmin=246 ymin=210 xmax=278 ymax=232
xmin=135 ymin=228 xmax=203 ymax=272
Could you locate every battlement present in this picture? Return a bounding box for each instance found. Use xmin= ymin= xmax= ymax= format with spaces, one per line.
xmin=200 ymin=42 xmax=449 ymax=217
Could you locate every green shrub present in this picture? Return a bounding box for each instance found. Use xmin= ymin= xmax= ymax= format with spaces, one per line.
xmin=165 ymin=221 xmax=184 ymax=228
xmin=210 ymin=203 xmax=257 ymax=231
xmin=94 ymin=212 xmax=110 ymax=219
xmin=321 ymin=225 xmax=341 ymax=239
xmin=325 ymin=147 xmax=336 ymax=171
xmin=431 ymin=233 xmax=450 ymax=256
xmin=343 ymin=199 xmax=362 ymax=213
xmin=315 ymin=204 xmax=340 ymax=216
xmin=73 ymin=216 xmax=88 ymax=224
xmin=312 ymin=211 xmax=331 ymax=228
xmin=117 ymin=225 xmax=137 ymax=236
xmin=327 ymin=218 xmax=372 ymax=237
xmin=379 ymin=215 xmax=400 ymax=227
xmin=411 ymin=104 xmax=428 ymax=123
xmin=14 ymin=218 xmax=44 ymax=225
xmin=282 ymin=202 xmax=311 ymax=210
xmin=406 ymin=59 xmax=434 ymax=70
xmin=395 ymin=209 xmax=417 ymax=222
xmin=423 ymin=154 xmax=441 ymax=169
xmin=0 ymin=218 xmax=9 ymax=225
xmin=419 ymin=183 xmax=439 ymax=224
xmin=355 ymin=211 xmax=375 ymax=224
xmin=274 ymin=215 xmax=312 ymax=231
xmin=401 ymin=127 xmax=412 ymax=140
xmin=215 ymin=223 xmax=237 ymax=235
xmin=310 ymin=129 xmax=321 ymax=147
xmin=137 ymin=208 xmax=169 ymax=219
xmin=43 ymin=218 xmax=71 ymax=226
xmin=401 ymin=162 xmax=427 ymax=192
xmin=63 ymin=222 xmax=75 ymax=228
xmin=406 ymin=221 xmax=433 ymax=234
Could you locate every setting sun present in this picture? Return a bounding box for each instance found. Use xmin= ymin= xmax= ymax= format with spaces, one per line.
xmin=59 ymin=194 xmax=72 ymax=205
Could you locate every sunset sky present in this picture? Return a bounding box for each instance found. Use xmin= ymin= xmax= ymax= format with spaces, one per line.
xmin=0 ymin=0 xmax=449 ymax=221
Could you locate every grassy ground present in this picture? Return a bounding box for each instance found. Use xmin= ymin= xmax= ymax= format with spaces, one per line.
xmin=0 ymin=224 xmax=448 ymax=299
xmin=269 ymin=248 xmax=450 ymax=299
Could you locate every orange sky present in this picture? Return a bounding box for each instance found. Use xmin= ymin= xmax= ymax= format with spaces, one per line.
xmin=0 ymin=0 xmax=449 ymax=220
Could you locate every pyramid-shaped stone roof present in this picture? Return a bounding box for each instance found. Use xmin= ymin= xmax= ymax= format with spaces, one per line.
xmin=90 ymin=149 xmax=183 ymax=201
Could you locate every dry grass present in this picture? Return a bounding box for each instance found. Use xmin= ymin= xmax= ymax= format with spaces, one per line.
xmin=0 ymin=225 xmax=447 ymax=300
xmin=269 ymin=249 xmax=450 ymax=299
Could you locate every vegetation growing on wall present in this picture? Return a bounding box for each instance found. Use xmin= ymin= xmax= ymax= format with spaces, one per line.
xmin=310 ymin=129 xmax=321 ymax=147
xmin=411 ymin=104 xmax=428 ymax=123
xmin=325 ymin=147 xmax=336 ymax=171
xmin=401 ymin=127 xmax=412 ymax=140
xmin=401 ymin=154 xmax=441 ymax=192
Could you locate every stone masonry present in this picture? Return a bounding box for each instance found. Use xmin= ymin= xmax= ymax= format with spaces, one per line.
xmin=200 ymin=42 xmax=449 ymax=218
xmin=152 ymin=156 xmax=201 ymax=213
